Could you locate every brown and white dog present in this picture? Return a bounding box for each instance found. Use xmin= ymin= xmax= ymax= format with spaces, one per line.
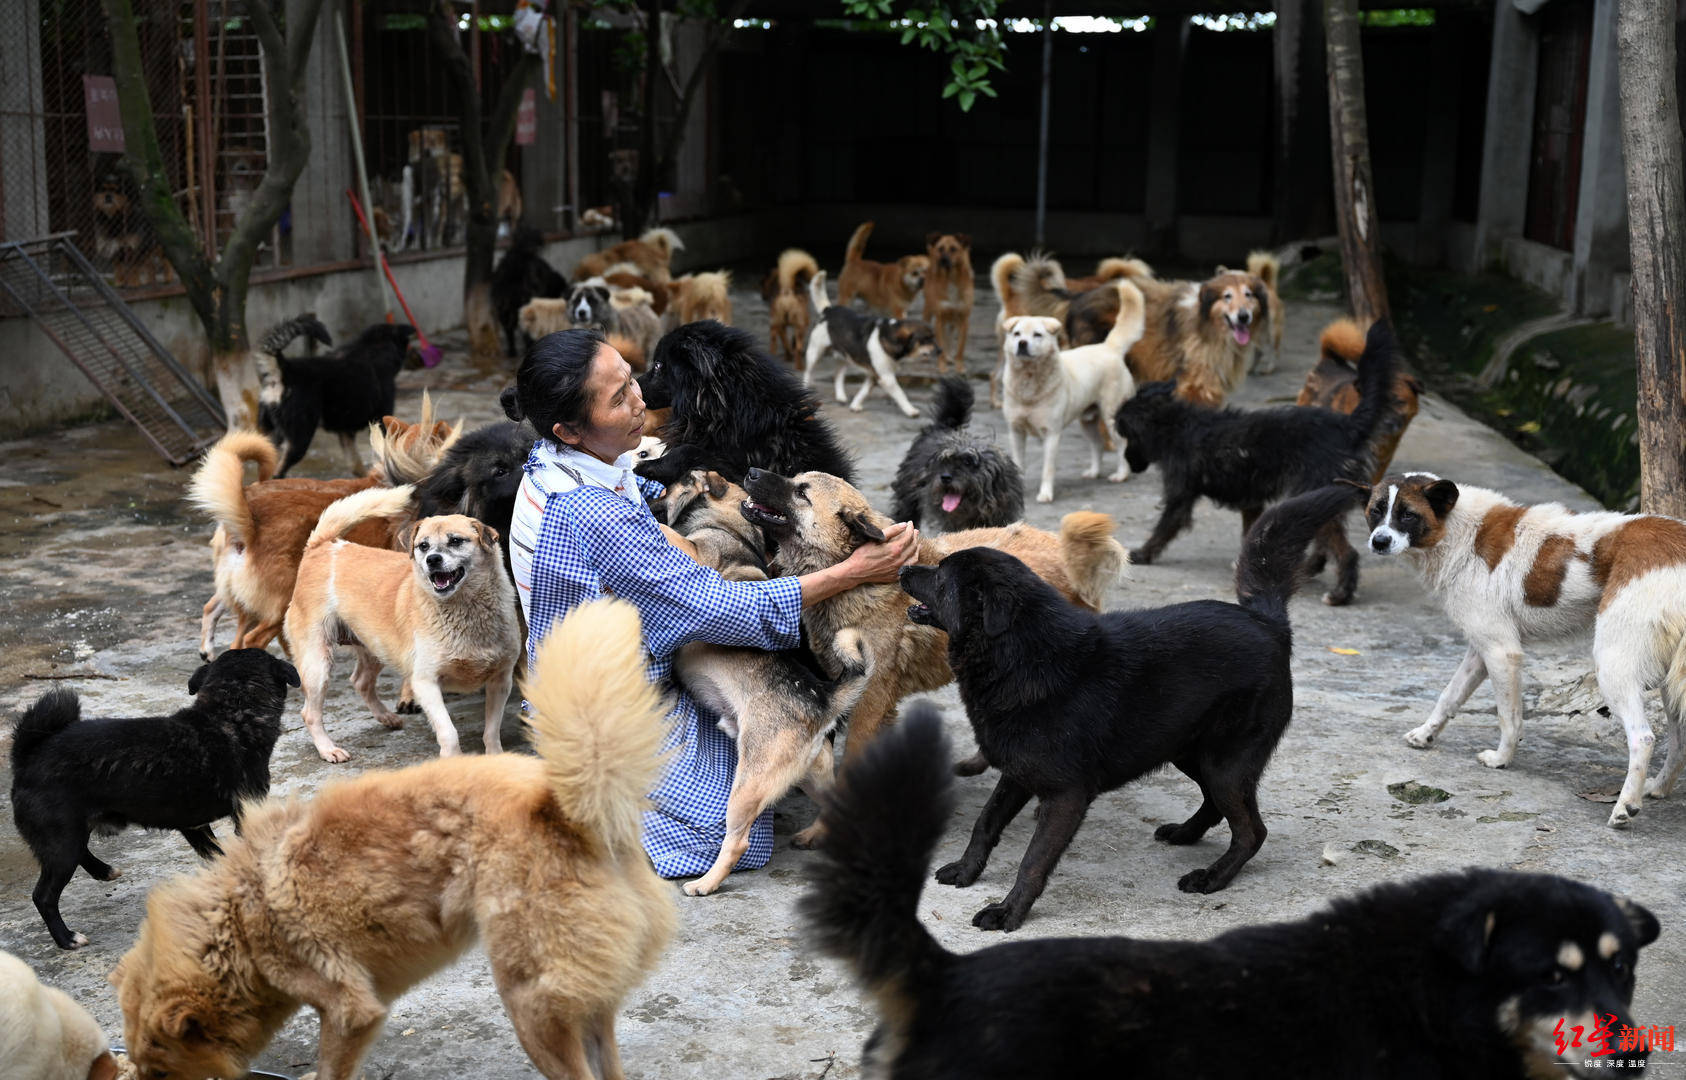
xmin=923 ymin=232 xmax=975 ymax=374
xmin=837 ymin=221 xmax=928 ymax=318
xmin=763 ymin=248 xmax=820 ymax=364
xmin=285 ymin=486 xmax=522 ymax=763
xmin=573 ymin=226 xmax=684 ymax=282
xmin=1365 ymin=472 xmax=1686 ymax=828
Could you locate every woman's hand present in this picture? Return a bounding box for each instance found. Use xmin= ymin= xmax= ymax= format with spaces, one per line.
xmin=839 ymin=521 xmax=920 ymax=586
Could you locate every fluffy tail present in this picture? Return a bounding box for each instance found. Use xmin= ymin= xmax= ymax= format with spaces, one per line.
xmin=523 ymin=598 xmax=671 ymax=857
xmin=1342 ymin=321 xmax=1400 ymax=451
xmin=930 ymin=376 xmax=973 ymax=431
xmin=11 ymin=689 xmax=80 ymax=771
xmin=1059 ymin=511 xmax=1128 ymax=611
xmin=1246 ymin=250 xmax=1280 ymax=293
xmin=304 ymin=484 xmax=415 ymax=550
xmin=1011 ymin=253 xmax=1071 ymax=315
xmin=844 ymin=221 xmax=875 ymax=266
xmin=259 ymin=313 xmax=332 ymax=358
xmin=1092 ymin=256 xmax=1144 ymax=283
xmin=808 ymin=268 xmax=832 ymax=314
xmin=1103 ymin=280 xmax=1147 ymax=354
xmin=188 ymin=430 xmax=281 ymax=547
xmin=369 ymin=390 xmax=463 ymax=485
xmin=1319 ymin=317 xmax=1367 ymax=367
xmin=639 ymin=226 xmax=684 ymax=258
xmin=990 ymin=252 xmax=1023 ymax=309
xmin=777 ymin=248 xmax=820 ymax=294
xmin=1235 ymin=485 xmax=1366 ymax=626
xmin=801 ymin=702 xmax=952 ymax=1008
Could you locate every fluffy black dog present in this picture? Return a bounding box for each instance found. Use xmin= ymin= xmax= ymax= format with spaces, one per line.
xmin=413 ymin=419 xmax=535 ymax=544
xmin=9 ymin=648 xmax=299 ymax=949
xmin=1115 ymin=320 xmax=1398 ymax=605
xmin=890 ymin=376 xmax=1023 ymax=533
xmin=636 ymin=320 xmax=857 ymax=487
xmin=493 ymin=226 xmax=568 ymax=357
xmin=259 ymin=315 xmax=419 ymax=477
xmin=899 ymin=485 xmax=1360 ymax=930
xmin=804 ymin=708 xmax=1662 ymax=1079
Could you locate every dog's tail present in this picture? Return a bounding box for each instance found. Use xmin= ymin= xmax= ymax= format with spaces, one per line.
xmin=808 ymin=268 xmax=832 ymax=314
xmin=1235 ymin=485 xmax=1366 ymax=627
xmin=1059 ymin=511 xmax=1129 ymax=611
xmin=259 ymin=313 xmax=332 ymax=359
xmin=844 ymin=221 xmax=875 ymax=267
xmin=801 ymin=701 xmax=952 ymax=1012
xmin=990 ymin=252 xmax=1023 ymax=309
xmin=523 ymin=598 xmax=671 ymax=857
xmin=930 ymin=375 xmax=974 ymax=431
xmin=1342 ymin=321 xmax=1400 ymax=451
xmin=1102 ymin=280 xmax=1147 ymax=355
xmin=1012 ymin=252 xmax=1071 ymax=314
xmin=1094 ymin=256 xmax=1150 ymax=283
xmin=10 ymin=688 xmax=80 ymax=771
xmin=1246 ymin=250 xmax=1280 ymax=293
xmin=777 ymin=248 xmax=820 ymax=295
xmin=369 ymin=391 xmax=463 ymax=485
xmin=1319 ymin=317 xmax=1368 ymax=367
xmin=638 ymin=226 xmax=684 ymax=259
xmin=304 ymin=484 xmax=415 ymax=550
xmin=188 ymin=430 xmax=281 ymax=547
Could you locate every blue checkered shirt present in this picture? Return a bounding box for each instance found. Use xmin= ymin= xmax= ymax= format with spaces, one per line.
xmin=509 ymin=441 xmax=801 ymax=878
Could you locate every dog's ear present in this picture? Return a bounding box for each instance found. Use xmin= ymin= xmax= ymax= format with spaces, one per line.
xmin=276 ymin=659 xmax=302 ymax=688
xmin=88 ymin=1049 xmax=120 ymax=1080
xmin=1039 ymin=317 xmax=1063 ymax=337
xmin=187 ymin=663 xmax=212 ymax=695
xmin=1198 ymin=282 xmax=1221 ymax=323
xmin=1435 ymin=896 xmax=1499 ymax=975
xmin=841 ymin=509 xmax=886 ymax=546
xmin=472 ymin=520 xmax=502 ymax=550
xmin=977 ymin=585 xmax=1016 ymax=638
xmin=926 ymin=231 xmax=942 ymax=249
xmin=397 ymin=521 xmax=420 ymax=552
xmin=160 ymin=1000 xmax=210 ymax=1043
xmin=955 ymin=233 xmax=972 ymax=249
xmin=703 ymin=470 xmax=730 ymax=500
xmin=1613 ymin=895 xmax=1661 ymax=947
xmin=1422 ymin=478 xmax=1460 ymax=518
xmin=1002 ymin=316 xmax=1024 ymax=335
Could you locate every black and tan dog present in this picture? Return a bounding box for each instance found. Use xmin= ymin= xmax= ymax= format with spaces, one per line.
xmin=806 ymin=706 xmax=1662 ymax=1079
xmin=805 ymin=270 xmax=940 ymax=419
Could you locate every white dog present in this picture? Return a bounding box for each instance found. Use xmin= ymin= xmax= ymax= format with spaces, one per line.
xmin=1000 ymin=279 xmax=1145 ymax=503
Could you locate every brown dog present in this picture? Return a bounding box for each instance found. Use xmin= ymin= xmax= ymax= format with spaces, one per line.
xmin=285 ymin=486 xmax=522 ymax=763
xmin=573 ymin=226 xmax=684 ymax=282
xmin=837 ymin=221 xmax=928 ymax=318
xmin=763 ymin=248 xmax=820 ymax=364
xmin=664 ymin=270 xmax=733 ymax=328
xmin=923 ymin=232 xmax=975 ymax=374
xmin=110 ymin=599 xmax=676 ymax=1080
xmin=1297 ymin=317 xmax=1422 ymax=483
xmin=741 ymin=468 xmax=1127 ymax=842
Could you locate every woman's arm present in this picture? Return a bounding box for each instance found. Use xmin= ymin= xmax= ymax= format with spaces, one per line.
xmin=796 ymin=521 xmax=920 ymax=607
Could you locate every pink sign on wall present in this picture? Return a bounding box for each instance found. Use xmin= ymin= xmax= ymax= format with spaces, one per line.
xmin=515 ymin=88 xmax=537 ymax=146
xmin=84 ymin=75 xmax=124 ymax=153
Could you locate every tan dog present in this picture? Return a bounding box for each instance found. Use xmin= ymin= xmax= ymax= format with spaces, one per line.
xmin=741 ymin=469 xmax=1127 ymax=830
xmin=762 ymin=248 xmax=819 ymax=364
xmin=664 ymin=270 xmax=733 ymax=329
xmin=573 ymin=226 xmax=684 ymax=282
xmin=923 ymin=232 xmax=975 ymax=374
xmin=518 ymin=296 xmax=573 ymax=341
xmin=602 ymin=266 xmax=673 ymax=315
xmin=0 ymin=951 xmax=117 ymax=1080
xmin=655 ymin=470 xmax=768 ymax=580
xmin=110 ymin=599 xmax=677 ymax=1080
xmin=837 ymin=221 xmax=928 ymax=318
xmin=285 ymin=486 xmax=521 ymax=762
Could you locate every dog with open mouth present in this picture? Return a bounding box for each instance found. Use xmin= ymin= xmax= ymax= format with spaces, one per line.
xmin=285 ymin=485 xmax=522 ymax=763
xmin=890 ymin=376 xmax=1023 ymax=534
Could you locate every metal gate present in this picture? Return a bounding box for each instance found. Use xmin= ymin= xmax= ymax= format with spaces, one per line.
xmin=0 ymin=232 xmax=225 ymax=465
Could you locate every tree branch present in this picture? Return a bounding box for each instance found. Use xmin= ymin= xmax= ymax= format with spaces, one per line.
xmin=287 ymin=0 xmax=329 ymax=85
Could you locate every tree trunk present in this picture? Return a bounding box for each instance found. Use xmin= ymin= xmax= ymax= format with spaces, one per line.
xmin=1617 ymin=0 xmax=1686 ymax=517
xmin=1323 ymin=0 xmax=1389 ymax=324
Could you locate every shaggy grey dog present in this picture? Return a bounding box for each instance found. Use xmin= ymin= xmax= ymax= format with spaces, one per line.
xmin=890 ymin=377 xmax=1024 ymax=534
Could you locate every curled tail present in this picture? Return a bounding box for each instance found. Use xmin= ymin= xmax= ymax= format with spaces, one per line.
xmin=990 ymin=252 xmax=1024 ymax=309
xmin=1114 ymin=256 xmax=1156 ymax=281
xmin=801 ymin=702 xmax=952 ymax=1010
xmin=189 ymin=431 xmax=281 ymax=547
xmin=11 ymin=689 xmax=80 ymax=771
xmin=1318 ymin=317 xmax=1367 ymax=367
xmin=523 ymin=598 xmax=671 ymax=857
xmin=777 ymin=248 xmax=819 ymax=294
xmin=1103 ymin=280 xmax=1147 ymax=354
xmin=304 ymin=484 xmax=415 ymax=550
xmin=639 ymin=226 xmax=685 ymax=258
xmin=369 ymin=390 xmax=463 ymax=485
xmin=808 ymin=268 xmax=832 ymax=314
xmin=930 ymin=376 xmax=974 ymax=431
xmin=1059 ymin=511 xmax=1128 ymax=611
xmin=259 ymin=313 xmax=332 ymax=358
xmin=1343 ymin=321 xmax=1400 ymax=450
xmin=1235 ymin=485 xmax=1366 ymax=626
xmin=1011 ymin=253 xmax=1072 ymax=315
xmin=845 ymin=222 xmax=875 ymax=266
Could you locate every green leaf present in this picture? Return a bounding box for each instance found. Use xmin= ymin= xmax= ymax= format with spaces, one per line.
xmin=958 ymin=88 xmax=976 ymax=110
xmin=941 ymin=80 xmax=960 ymax=98
xmin=901 ymin=27 xmax=916 ymax=43
xmin=969 ymin=61 xmax=986 ymax=77
xmin=906 ymin=8 xmax=924 ymax=21
xmin=978 ymin=82 xmax=998 ymax=97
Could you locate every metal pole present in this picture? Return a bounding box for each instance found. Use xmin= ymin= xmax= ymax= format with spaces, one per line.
xmin=1034 ymin=0 xmax=1053 ymax=246
xmin=334 ymin=4 xmax=395 ymax=315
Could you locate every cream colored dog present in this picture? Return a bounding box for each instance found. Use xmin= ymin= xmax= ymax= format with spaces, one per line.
xmin=285 ymin=485 xmax=521 ymax=763
xmin=1001 ymin=279 xmax=1146 ymax=503
xmin=0 ymin=950 xmax=117 ymax=1080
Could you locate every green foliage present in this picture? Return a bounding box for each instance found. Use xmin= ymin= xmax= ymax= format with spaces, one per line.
xmin=839 ymin=0 xmax=1007 ymax=111
xmin=1358 ymin=8 xmax=1435 ymax=27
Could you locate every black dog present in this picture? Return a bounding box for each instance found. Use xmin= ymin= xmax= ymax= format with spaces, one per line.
xmin=805 ymin=708 xmax=1662 ymax=1079
xmin=890 ymin=376 xmax=1023 ymax=534
xmin=259 ymin=315 xmax=419 ymax=477
xmin=493 ymin=226 xmax=567 ymax=357
xmin=9 ymin=649 xmax=299 ymax=949
xmin=899 ymin=485 xmax=1360 ymax=930
xmin=1115 ymin=320 xmax=1398 ymax=605
xmin=636 ymin=320 xmax=857 ymax=487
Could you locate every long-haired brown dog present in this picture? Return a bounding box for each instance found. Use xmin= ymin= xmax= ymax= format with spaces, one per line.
xmin=762 ymin=248 xmax=820 ymax=364
xmin=923 ymin=232 xmax=975 ymax=374
xmin=110 ymin=599 xmax=677 ymax=1080
xmin=837 ymin=221 xmax=928 ymax=318
xmin=573 ymin=225 xmax=684 ymax=282
xmin=664 ymin=270 xmax=733 ymax=328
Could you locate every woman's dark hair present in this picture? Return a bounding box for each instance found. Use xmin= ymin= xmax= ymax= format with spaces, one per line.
xmin=501 ymin=328 xmax=608 ymax=446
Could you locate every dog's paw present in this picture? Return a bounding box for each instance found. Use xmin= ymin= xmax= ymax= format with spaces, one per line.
xmin=935 ymin=859 xmax=982 ymax=887
xmin=1403 ymin=726 xmax=1436 ymax=749
xmin=97 ymin=866 xmax=122 ymax=882
xmin=791 ymin=822 xmax=826 ymax=849
xmin=1127 ymin=548 xmax=1153 ymax=565
xmin=375 ymin=711 xmax=405 ymax=730
xmin=1476 ymin=748 xmax=1511 ymax=769
xmin=1176 ymin=868 xmax=1217 ymax=894
xmin=901 ymin=407 xmax=921 ymax=419
xmin=64 ymin=931 xmax=89 ymax=950
xmin=396 ymin=698 xmax=422 ymax=715
xmin=682 ymin=877 xmax=721 ymax=897
xmin=318 ymin=745 xmax=351 ymax=764
xmin=971 ymin=902 xmax=1023 ymax=932
xmin=1154 ymin=822 xmax=1202 ymax=846
xmin=849 ymin=402 xmax=866 ymax=413
xmin=1321 ymin=589 xmax=1353 ymax=607
xmin=1108 ymin=468 xmax=1129 ymax=483
xmin=1081 ymin=464 xmax=1100 ymax=479
xmin=1608 ymin=801 xmax=1640 ymax=828
xmin=1035 ymin=489 xmax=1054 ymax=504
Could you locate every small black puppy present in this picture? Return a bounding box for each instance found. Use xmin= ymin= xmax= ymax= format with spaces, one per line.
xmin=890 ymin=376 xmax=1023 ymax=534
xmin=805 ymin=707 xmax=1662 ymax=1080
xmin=9 ymin=648 xmax=299 ymax=949
xmin=1115 ymin=320 xmax=1398 ymax=605
xmin=900 ymin=485 xmax=1360 ymax=930
xmin=493 ymin=226 xmax=567 ymax=357
xmin=636 ymin=320 xmax=857 ymax=487
xmin=259 ymin=315 xmax=420 ymax=477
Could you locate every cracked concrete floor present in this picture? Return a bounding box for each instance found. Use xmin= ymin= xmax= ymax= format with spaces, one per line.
xmin=1 ymin=282 xmax=1681 ymax=1078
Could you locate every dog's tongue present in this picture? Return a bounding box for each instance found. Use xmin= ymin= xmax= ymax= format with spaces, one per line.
xmin=1233 ymin=325 xmax=1252 ymax=346
xmin=941 ymin=493 xmax=962 ymax=513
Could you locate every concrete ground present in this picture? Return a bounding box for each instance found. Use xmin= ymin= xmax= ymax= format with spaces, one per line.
xmin=1 ymin=280 xmax=1681 ymax=1079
